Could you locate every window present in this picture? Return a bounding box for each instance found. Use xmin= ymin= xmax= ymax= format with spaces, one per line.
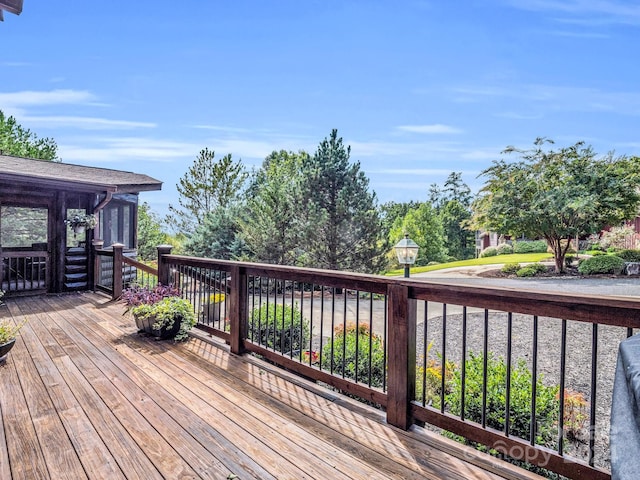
xmin=99 ymin=195 xmax=137 ymax=249
xmin=0 ymin=205 xmax=48 ymax=248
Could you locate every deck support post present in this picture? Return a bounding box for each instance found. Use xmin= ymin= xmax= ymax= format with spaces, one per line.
xmin=111 ymin=243 xmax=124 ymax=300
xmin=386 ymin=283 xmax=416 ymax=430
xmin=156 ymin=244 xmax=173 ymax=286
xmin=229 ymin=264 xmax=248 ymax=355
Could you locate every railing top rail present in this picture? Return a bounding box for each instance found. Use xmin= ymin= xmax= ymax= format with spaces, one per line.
xmin=164 ymin=254 xmax=390 ymax=294
xmin=122 ymin=256 xmax=157 ymax=276
xmin=0 ymin=250 xmax=48 ymax=258
xmin=164 ymin=254 xmax=640 ymax=327
xmin=405 ymin=279 xmax=640 ymax=327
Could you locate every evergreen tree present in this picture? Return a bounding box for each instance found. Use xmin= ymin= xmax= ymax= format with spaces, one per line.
xmin=183 ymin=206 xmax=246 ymax=260
xmin=166 ymin=148 xmax=247 ymax=234
xmin=241 ymin=150 xmax=308 ymax=265
xmin=300 ymin=129 xmax=384 ymax=273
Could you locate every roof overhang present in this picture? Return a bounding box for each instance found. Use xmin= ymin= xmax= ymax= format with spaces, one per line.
xmin=0 ymin=155 xmax=163 ymax=194
xmin=0 ymin=0 xmax=23 ymax=20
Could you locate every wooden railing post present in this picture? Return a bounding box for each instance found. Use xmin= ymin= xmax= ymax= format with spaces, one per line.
xmin=111 ymin=243 xmax=124 ymax=300
xmin=229 ymin=264 xmax=248 ymax=355
xmin=386 ymin=282 xmax=416 ymax=430
xmin=156 ymin=244 xmax=173 ymax=286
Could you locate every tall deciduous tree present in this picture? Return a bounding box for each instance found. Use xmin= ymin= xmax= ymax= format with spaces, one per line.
xmin=472 ymin=138 xmax=640 ymax=271
xmin=136 ymin=202 xmax=167 ymax=261
xmin=241 ymin=150 xmax=308 ymax=265
xmin=0 ymin=110 xmax=58 ymax=160
xmin=166 ymin=148 xmax=247 ymax=234
xmin=300 ymin=129 xmax=384 ymax=273
xmin=389 ymin=202 xmax=446 ymax=266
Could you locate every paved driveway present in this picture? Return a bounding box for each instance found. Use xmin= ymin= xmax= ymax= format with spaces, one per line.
xmin=411 ymin=265 xmax=640 ymax=298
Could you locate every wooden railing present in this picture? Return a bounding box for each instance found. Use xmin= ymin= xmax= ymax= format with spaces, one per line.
xmin=96 ymin=245 xmax=639 ymax=479
xmin=94 ymin=244 xmax=158 ymax=298
xmin=0 ymin=248 xmax=48 ymax=294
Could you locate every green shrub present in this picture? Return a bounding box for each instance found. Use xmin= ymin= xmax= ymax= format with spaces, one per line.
xmin=496 ymin=243 xmax=513 ymax=255
xmin=321 ymin=323 xmax=386 ymax=388
xmin=446 ymin=353 xmax=559 ymax=475
xmin=578 ymin=255 xmax=626 ymax=275
xmin=532 ymin=262 xmax=548 ymax=273
xmin=480 ymin=246 xmax=498 ymax=258
xmin=513 ymin=240 xmax=548 ymax=254
xmin=616 ymin=249 xmax=640 ymax=262
xmin=589 ymin=250 xmax=606 ymax=256
xmin=516 ymin=266 xmax=537 ymax=277
xmin=501 ymin=263 xmax=521 ymax=275
xmin=249 ymin=303 xmax=309 ymax=354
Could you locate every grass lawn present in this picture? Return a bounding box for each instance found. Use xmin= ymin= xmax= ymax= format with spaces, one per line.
xmin=385 ymin=252 xmax=553 ymax=276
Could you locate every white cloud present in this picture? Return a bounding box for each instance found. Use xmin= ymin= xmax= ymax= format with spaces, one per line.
xmin=59 ymin=137 xmax=201 ymax=163
xmin=0 ymin=89 xmax=96 ymax=108
xmin=396 ymin=124 xmax=463 ymax=134
xmin=20 ymin=116 xmax=156 ymax=130
xmin=452 ymin=83 xmax=640 ymax=116
xmin=504 ymin=0 xmax=640 ymax=26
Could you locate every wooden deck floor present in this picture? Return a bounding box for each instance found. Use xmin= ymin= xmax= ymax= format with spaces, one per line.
xmin=0 ymin=293 xmax=542 ymax=480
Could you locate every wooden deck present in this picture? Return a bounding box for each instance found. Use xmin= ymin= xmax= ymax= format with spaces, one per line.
xmin=0 ymin=293 xmax=543 ymax=480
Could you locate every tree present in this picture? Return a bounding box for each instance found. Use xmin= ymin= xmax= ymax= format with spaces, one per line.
xmin=380 ymin=201 xmax=420 ymax=241
xmin=471 ymin=138 xmax=640 ymax=272
xmin=389 ymin=202 xmax=446 ymax=266
xmin=0 ymin=110 xmax=58 ymax=161
xmin=431 ymin=172 xmax=475 ymax=261
xmin=241 ymin=150 xmax=309 ymax=265
xmin=136 ymin=202 xmax=167 ymax=261
xmin=299 ymin=129 xmax=385 ymax=273
xmin=182 ymin=206 xmax=246 ymax=260
xmin=442 ymin=171 xmax=472 ymax=208
xmin=166 ymin=148 xmax=247 ymax=234
xmin=440 ymin=199 xmax=475 ymax=260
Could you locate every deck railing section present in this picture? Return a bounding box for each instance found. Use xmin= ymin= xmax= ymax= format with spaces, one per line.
xmin=0 ymin=249 xmax=48 ymax=294
xmin=94 ymin=246 xmax=640 ymax=480
xmin=94 ymin=244 xmax=156 ymax=297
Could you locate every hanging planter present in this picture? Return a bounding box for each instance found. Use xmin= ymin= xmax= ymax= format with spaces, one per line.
xmin=64 ymin=213 xmax=98 ymax=237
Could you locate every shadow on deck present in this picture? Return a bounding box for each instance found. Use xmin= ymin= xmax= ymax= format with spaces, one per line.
xmin=0 ymin=293 xmax=543 ymax=479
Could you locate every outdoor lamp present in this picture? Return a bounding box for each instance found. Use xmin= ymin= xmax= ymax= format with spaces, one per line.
xmin=394 ymin=234 xmax=419 ymax=278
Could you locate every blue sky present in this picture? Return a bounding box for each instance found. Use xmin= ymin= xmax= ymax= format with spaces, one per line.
xmin=2 ymin=1 xmax=640 ymax=217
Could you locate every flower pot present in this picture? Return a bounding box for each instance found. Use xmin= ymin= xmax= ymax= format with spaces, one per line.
xmin=73 ymin=225 xmax=86 ymax=235
xmin=134 ymin=313 xmax=181 ymax=340
xmin=0 ymin=338 xmax=16 ymax=363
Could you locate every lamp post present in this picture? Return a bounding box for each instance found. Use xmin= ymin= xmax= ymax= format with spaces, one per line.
xmin=394 ymin=234 xmax=419 ymax=278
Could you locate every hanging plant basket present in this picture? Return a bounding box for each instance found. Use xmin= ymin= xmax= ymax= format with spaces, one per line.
xmin=64 ymin=213 xmax=98 ymax=238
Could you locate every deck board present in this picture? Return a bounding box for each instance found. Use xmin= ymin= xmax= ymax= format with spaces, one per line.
xmin=0 ymin=293 xmax=543 ymax=480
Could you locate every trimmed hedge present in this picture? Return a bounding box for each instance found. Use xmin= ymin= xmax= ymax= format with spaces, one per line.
xmin=480 ymin=246 xmax=498 ymax=258
xmin=616 ymin=249 xmax=640 ymax=262
xmin=496 ymin=243 xmax=514 ymax=255
xmin=578 ymin=255 xmax=626 ymax=275
xmin=513 ymin=240 xmax=548 ymax=254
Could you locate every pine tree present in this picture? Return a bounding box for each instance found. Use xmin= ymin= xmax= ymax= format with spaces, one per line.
xmin=241 ymin=150 xmax=308 ymax=265
xmin=299 ymin=129 xmax=384 ymax=273
xmin=166 ymin=148 xmax=247 ymax=234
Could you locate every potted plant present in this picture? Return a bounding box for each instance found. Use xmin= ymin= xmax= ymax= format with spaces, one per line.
xmin=203 ymin=292 xmax=226 ymax=323
xmin=64 ymin=213 xmax=98 ymax=235
xmin=0 ymin=292 xmax=26 ymax=362
xmin=121 ymin=284 xmax=196 ymax=341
